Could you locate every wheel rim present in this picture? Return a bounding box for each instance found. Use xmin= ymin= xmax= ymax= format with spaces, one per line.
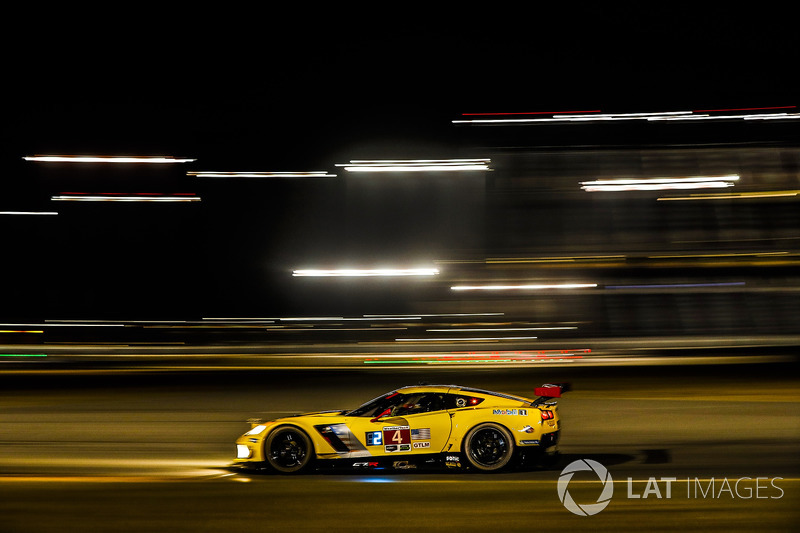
xmin=269 ymin=431 xmax=307 ymax=469
xmin=469 ymin=427 xmax=509 ymax=466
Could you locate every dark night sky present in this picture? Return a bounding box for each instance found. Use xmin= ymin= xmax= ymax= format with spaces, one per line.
xmin=6 ymin=7 xmax=797 ymax=156
xmin=2 ymin=6 xmax=797 ymax=319
xmin=8 ymin=7 xmax=797 ymax=141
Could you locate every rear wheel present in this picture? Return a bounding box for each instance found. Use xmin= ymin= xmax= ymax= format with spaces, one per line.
xmin=463 ymin=423 xmax=514 ymax=472
xmin=265 ymin=426 xmax=314 ymax=474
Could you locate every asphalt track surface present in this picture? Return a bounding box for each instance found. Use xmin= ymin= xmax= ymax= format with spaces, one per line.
xmin=1 ymin=361 xmax=798 ymax=532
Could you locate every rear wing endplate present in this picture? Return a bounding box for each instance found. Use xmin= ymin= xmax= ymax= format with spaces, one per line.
xmin=531 ymin=383 xmax=571 ymax=406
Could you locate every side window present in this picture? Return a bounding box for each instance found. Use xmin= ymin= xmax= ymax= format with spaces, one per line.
xmin=392 ymin=393 xmax=445 ymax=416
xmin=417 ymin=393 xmax=445 ymax=413
xmin=445 ymin=393 xmax=485 ymax=409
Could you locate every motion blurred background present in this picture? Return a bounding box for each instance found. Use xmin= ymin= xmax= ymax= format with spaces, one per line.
xmin=1 ymin=6 xmax=798 ymax=532
xmin=3 ymin=6 xmax=798 ymax=331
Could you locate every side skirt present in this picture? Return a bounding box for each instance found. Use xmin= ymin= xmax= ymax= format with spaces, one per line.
xmin=317 ymin=452 xmax=458 ymax=472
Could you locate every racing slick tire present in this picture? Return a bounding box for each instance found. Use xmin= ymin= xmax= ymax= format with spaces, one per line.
xmin=264 ymin=425 xmax=315 ymax=474
xmin=463 ymin=422 xmax=515 ymax=472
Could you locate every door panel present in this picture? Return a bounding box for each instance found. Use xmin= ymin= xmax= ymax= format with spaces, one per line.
xmin=344 ymin=390 xmax=453 ymax=457
xmin=345 ymin=412 xmax=452 ymax=457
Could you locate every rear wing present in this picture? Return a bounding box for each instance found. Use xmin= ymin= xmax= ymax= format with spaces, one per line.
xmin=531 ymin=383 xmax=571 ymax=406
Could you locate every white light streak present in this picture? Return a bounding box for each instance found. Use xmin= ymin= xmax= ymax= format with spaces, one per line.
xmin=201 ymin=318 xmax=276 ymax=322
xmin=293 ymin=268 xmax=440 ymax=277
xmin=201 ymin=316 xmax=422 ymax=322
xmin=649 ymin=113 xmax=800 ymax=122
xmin=585 ymin=175 xmax=739 ymax=186
xmin=46 ymin=319 xmax=188 ymax=325
xmin=426 ymin=327 xmax=577 ymax=332
xmin=396 ymin=336 xmax=538 ymax=342
xmin=581 ymin=175 xmax=739 ymax=192
xmin=453 ymin=111 xmax=692 ymax=124
xmin=277 ymin=316 xmax=421 ymax=322
xmin=583 ymin=182 xmax=734 ymax=192
xmin=746 ymin=113 xmax=800 ymax=120
xmin=454 ymin=110 xmax=800 ymax=125
xmin=558 ymin=111 xmax=693 ymax=121
xmin=364 ymin=313 xmax=505 ymax=318
xmin=450 ymin=283 xmax=597 ymax=291
xmin=0 ymin=211 xmax=58 ymax=216
xmin=0 ymin=323 xmax=125 ymax=327
xmin=51 ymin=195 xmax=201 ymax=202
xmin=188 ymin=171 xmax=336 ymax=178
xmin=24 ymin=155 xmax=196 ymax=163
xmin=337 ymin=159 xmax=491 ymax=172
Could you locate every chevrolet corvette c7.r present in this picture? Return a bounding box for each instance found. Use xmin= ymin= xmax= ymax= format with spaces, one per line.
xmin=233 ymin=383 xmax=568 ymax=473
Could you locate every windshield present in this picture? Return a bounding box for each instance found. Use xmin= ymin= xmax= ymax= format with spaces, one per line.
xmin=346 ymin=391 xmax=406 ymax=417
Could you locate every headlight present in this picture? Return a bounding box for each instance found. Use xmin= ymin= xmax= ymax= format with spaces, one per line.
xmin=245 ymin=424 xmax=267 ymax=436
xmin=237 ymin=445 xmax=252 ymax=459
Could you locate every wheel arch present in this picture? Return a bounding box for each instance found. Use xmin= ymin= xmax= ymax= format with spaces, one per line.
xmin=265 ymin=421 xmax=324 ymax=455
xmin=445 ymin=410 xmax=516 ymax=452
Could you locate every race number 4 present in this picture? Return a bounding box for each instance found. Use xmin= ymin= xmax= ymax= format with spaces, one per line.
xmin=383 ymin=426 xmax=411 ymax=445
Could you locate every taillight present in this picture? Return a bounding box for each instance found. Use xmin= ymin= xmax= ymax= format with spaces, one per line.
xmin=540 ymin=409 xmax=554 ymax=420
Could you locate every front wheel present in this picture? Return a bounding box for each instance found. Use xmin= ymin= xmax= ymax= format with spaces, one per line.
xmin=264 ymin=426 xmax=314 ymax=474
xmin=463 ymin=423 xmax=514 ymax=472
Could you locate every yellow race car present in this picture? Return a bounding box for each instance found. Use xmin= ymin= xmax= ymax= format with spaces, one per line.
xmin=233 ymin=383 xmax=568 ymax=473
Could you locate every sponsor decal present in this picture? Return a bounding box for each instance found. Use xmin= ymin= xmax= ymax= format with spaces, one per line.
xmin=411 ymin=428 xmax=431 ymax=440
xmin=385 ymin=444 xmax=411 ymax=453
xmin=455 ymin=398 xmax=467 ymax=407
xmin=383 ymin=426 xmax=411 ymax=445
xmin=490 ymin=408 xmax=529 ymax=416
xmin=366 ymin=431 xmax=383 ymax=445
xmin=413 ymin=442 xmax=431 ymax=449
xmin=445 ymin=454 xmax=462 ymax=468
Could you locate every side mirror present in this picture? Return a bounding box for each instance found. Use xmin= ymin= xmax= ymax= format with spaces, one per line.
xmin=370 ymin=408 xmax=392 ymax=423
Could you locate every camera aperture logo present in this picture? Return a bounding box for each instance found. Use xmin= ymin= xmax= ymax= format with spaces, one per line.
xmin=558 ymin=459 xmax=614 ymax=516
xmin=557 ymin=458 xmax=786 ymax=516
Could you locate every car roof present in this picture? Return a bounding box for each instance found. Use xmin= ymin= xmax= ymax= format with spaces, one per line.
xmin=396 ymin=384 xmax=532 ymax=403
